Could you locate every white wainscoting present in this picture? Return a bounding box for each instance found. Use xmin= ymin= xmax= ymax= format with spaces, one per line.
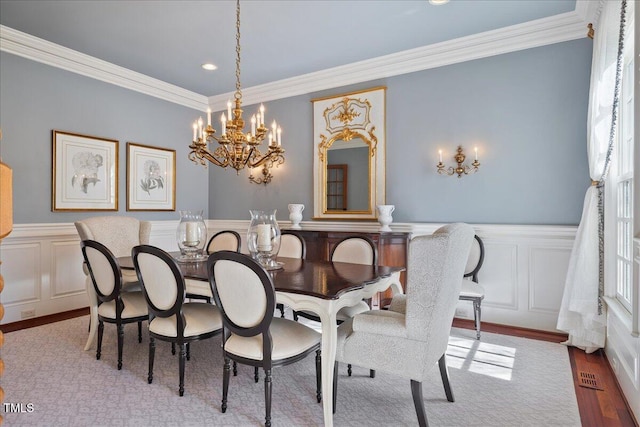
xmin=604 ymin=238 xmax=640 ymax=422
xmin=0 ymin=220 xmax=576 ymax=333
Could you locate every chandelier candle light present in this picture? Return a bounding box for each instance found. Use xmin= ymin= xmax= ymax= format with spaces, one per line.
xmin=188 ymin=0 xmax=285 ymax=184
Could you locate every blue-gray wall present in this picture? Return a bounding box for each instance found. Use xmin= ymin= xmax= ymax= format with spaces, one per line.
xmin=0 ymin=52 xmax=208 ymax=223
xmin=1 ymin=37 xmax=591 ymax=226
xmin=210 ymin=38 xmax=592 ymax=225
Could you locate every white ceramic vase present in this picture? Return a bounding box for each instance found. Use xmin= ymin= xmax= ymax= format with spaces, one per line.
xmin=377 ymin=204 xmax=395 ymax=232
xmin=288 ymin=204 xmax=304 ymax=230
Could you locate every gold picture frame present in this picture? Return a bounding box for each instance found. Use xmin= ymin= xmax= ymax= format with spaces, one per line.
xmin=52 ymin=130 xmax=118 ymax=212
xmin=126 ymin=142 xmax=176 ymax=211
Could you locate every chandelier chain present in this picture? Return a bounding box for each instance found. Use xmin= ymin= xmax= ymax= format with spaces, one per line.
xmin=235 ymin=0 xmax=241 ymax=101
xmin=188 ymin=0 xmax=284 ymax=184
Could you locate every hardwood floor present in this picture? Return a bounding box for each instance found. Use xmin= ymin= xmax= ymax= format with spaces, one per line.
xmin=453 ymin=318 xmax=638 ymax=427
xmin=2 ymin=311 xmax=637 ymax=426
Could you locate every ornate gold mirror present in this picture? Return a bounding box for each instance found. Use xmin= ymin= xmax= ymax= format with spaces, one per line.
xmin=312 ymin=87 xmax=386 ymax=220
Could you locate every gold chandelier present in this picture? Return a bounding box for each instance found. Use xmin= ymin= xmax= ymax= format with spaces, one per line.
xmin=188 ymin=0 xmax=284 ymax=185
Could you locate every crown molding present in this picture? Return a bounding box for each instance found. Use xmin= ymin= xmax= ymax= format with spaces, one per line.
xmin=575 ymin=0 xmax=604 ymax=26
xmin=0 ymin=25 xmax=208 ymax=111
xmin=209 ymin=6 xmax=593 ymax=109
xmin=1 ymin=1 xmax=595 ymax=112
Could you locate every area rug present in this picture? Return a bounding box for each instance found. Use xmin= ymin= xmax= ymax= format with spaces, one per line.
xmin=2 ymin=315 xmax=580 ymax=426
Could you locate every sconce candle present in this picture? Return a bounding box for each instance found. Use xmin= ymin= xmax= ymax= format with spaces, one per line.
xmin=437 ymin=145 xmax=481 ymax=178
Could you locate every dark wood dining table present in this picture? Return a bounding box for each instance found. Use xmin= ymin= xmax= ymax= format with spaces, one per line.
xmin=113 ymin=253 xmax=404 ymax=427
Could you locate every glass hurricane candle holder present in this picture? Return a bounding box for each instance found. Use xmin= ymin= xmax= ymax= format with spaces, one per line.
xmin=176 ymin=209 xmax=207 ymax=261
xmin=247 ymin=209 xmax=282 ymax=270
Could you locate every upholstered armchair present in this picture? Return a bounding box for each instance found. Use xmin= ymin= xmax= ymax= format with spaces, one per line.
xmin=334 ymin=223 xmax=474 ymax=427
xmin=75 ymin=216 xmax=151 ymax=351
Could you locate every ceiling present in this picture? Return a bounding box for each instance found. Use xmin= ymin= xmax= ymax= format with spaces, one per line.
xmin=1 ymin=0 xmax=587 ymax=106
xmin=0 ymin=0 xmax=576 ymax=96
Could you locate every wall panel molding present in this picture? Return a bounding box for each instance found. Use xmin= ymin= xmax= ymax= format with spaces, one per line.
xmin=529 ymin=246 xmax=573 ymax=314
xmin=2 ymin=242 xmax=41 ymax=307
xmin=50 ymin=241 xmax=86 ymax=298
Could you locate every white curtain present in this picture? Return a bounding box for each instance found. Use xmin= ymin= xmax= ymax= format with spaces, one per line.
xmin=557 ymin=0 xmax=625 ymax=353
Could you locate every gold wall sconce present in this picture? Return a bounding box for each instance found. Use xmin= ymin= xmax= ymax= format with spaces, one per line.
xmin=437 ymin=146 xmax=480 ymax=178
xmin=248 ymin=163 xmax=275 ymax=185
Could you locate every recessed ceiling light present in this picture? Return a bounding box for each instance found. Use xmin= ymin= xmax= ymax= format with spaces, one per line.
xmin=429 ymin=0 xmax=449 ymax=4
xmin=202 ymin=63 xmax=217 ymax=71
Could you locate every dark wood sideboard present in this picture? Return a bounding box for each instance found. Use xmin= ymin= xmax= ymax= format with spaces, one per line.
xmin=285 ymin=230 xmax=411 ymax=306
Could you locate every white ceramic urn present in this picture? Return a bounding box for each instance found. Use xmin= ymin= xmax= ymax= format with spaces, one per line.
xmin=376 ymin=204 xmax=395 ymax=232
xmin=288 ymin=204 xmax=304 ymax=230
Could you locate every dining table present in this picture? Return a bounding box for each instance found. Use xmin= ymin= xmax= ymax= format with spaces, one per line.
xmin=86 ymin=253 xmax=404 ymax=427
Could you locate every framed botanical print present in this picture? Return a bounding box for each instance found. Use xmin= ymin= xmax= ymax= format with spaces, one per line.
xmin=52 ymin=130 xmax=118 ymax=211
xmin=126 ymin=142 xmax=176 ymax=211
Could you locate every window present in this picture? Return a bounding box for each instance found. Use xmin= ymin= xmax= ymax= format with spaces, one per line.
xmin=326 ymin=164 xmax=348 ymax=210
xmin=605 ymin=16 xmax=634 ymax=314
xmin=615 ymin=47 xmax=634 ymax=310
